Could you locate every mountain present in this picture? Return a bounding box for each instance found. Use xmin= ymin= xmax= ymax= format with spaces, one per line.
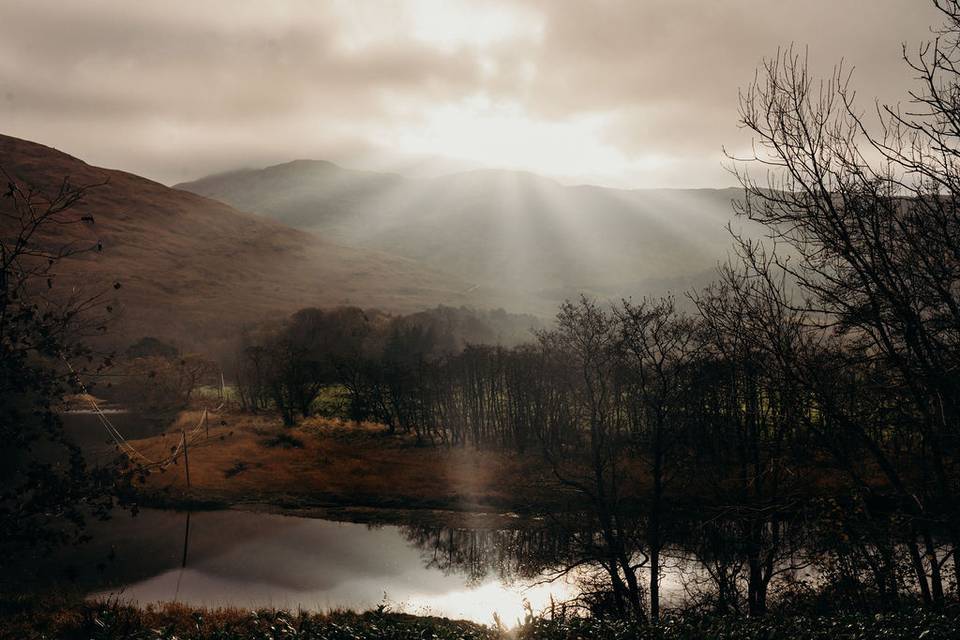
xmin=0 ymin=135 xmax=519 ymax=352
xmin=177 ymin=161 xmax=753 ymax=303
xmin=175 ymin=160 xmax=749 ymax=303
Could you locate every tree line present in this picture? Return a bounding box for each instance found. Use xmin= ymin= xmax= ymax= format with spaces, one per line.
xmin=233 ymin=272 xmax=954 ymax=619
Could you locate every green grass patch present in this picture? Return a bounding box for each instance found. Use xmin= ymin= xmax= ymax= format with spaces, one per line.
xmin=311 ymin=385 xmax=352 ymax=419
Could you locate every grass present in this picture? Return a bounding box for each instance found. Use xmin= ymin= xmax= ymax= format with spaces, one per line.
xmin=130 ymin=408 xmax=557 ymax=515
xmin=128 ymin=405 xmax=861 ymax=519
xmin=2 ymin=134 xmax=538 ymax=359
xmin=0 ymin=599 xmax=495 ymax=640
xmin=3 ymin=599 xmax=959 ymax=640
xmin=223 ymin=460 xmax=259 ymax=478
xmin=517 ymin=610 xmax=960 ymax=639
xmin=260 ymin=432 xmax=305 ymax=449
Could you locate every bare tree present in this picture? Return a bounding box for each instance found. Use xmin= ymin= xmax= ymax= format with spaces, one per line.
xmin=615 ymin=296 xmax=700 ymax=623
xmin=539 ymin=296 xmax=647 ymax=621
xmin=728 ymin=3 xmax=960 ymax=602
xmin=0 ymin=172 xmax=119 ymax=557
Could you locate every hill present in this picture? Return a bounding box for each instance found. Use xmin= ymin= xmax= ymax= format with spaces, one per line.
xmin=0 ymin=135 xmax=518 ymax=351
xmin=177 ymin=162 xmax=753 ymax=303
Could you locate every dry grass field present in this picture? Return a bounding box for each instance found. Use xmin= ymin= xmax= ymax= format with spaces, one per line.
xmin=126 ymin=405 xmax=856 ymax=520
xmin=130 ymin=407 xmax=556 ymax=516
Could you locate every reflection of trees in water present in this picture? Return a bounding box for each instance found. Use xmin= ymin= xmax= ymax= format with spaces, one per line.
xmin=401 ymin=512 xmax=856 ymax=612
xmin=401 ymin=524 xmax=577 ymax=584
xmin=665 ymin=514 xmax=815 ymax=616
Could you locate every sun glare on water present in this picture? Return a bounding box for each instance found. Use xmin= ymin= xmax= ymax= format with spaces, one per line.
xmin=402 ymin=577 xmax=577 ymax=627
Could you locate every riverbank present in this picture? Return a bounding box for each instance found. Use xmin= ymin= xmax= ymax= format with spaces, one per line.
xmin=128 ymin=408 xmax=563 ymax=518
xmin=122 ymin=406 xmax=857 ymax=523
xmin=3 ymin=598 xmax=958 ymax=640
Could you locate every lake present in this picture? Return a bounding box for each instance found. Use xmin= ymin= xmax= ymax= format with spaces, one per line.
xmin=13 ymin=508 xmax=577 ymax=626
xmin=50 ymin=411 xmax=576 ymax=624
xmin=30 ymin=412 xmax=816 ymax=625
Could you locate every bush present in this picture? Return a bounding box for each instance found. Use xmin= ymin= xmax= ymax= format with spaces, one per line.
xmin=515 ymin=609 xmax=960 ymax=640
xmin=0 ymin=601 xmax=497 ymax=640
xmin=260 ymin=433 xmax=304 ymax=449
xmin=4 ymin=600 xmax=958 ymax=640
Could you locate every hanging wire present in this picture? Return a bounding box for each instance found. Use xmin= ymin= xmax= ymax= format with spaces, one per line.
xmin=61 ymin=353 xmax=223 ymax=470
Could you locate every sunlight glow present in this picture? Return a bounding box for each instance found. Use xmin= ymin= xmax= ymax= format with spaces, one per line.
xmin=390 ymin=96 xmax=673 ymax=184
xmin=322 ymin=1 xmax=677 ymax=186
xmin=408 ymin=0 xmax=544 ymax=51
xmin=330 ymin=0 xmax=543 ymax=53
xmin=401 ymin=577 xmax=576 ymax=627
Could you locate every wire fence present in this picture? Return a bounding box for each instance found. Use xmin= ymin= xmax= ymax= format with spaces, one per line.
xmin=62 ymin=354 xmax=225 ymax=471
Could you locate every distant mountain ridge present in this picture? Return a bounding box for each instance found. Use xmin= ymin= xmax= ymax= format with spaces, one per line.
xmin=177 ymin=161 xmax=751 ymax=303
xmin=0 ymin=134 xmax=522 ymax=351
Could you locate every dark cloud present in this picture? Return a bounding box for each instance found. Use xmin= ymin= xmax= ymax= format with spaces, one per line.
xmin=0 ymin=0 xmax=945 ymax=187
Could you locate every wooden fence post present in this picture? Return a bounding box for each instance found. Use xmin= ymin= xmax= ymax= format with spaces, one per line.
xmin=181 ymin=429 xmax=191 ymax=488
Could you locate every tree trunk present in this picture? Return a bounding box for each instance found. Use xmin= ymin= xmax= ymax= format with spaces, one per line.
xmin=922 ymin=527 xmax=945 ymax=607
xmin=907 ymin=535 xmax=933 ymax=607
xmin=649 ymin=543 xmax=660 ymax=624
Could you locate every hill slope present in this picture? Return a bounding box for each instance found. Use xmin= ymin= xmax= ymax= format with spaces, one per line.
xmin=177 ymin=162 xmax=752 ymax=302
xmin=0 ymin=135 xmax=511 ymax=350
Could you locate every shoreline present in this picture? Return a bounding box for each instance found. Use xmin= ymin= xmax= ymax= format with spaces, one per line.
xmin=122 ymin=409 xmax=567 ymax=522
xmin=134 ymin=480 xmax=549 ymax=527
xmin=107 ymin=407 xmax=891 ymax=529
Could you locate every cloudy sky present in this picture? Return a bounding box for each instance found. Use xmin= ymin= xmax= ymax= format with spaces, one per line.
xmin=0 ymin=0 xmax=945 ymax=188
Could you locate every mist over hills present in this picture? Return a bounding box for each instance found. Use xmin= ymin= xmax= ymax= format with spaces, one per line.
xmin=177 ymin=161 xmax=752 ymax=303
xmin=0 ymin=135 xmax=523 ymax=350
xmin=0 ymin=132 xmax=756 ymax=354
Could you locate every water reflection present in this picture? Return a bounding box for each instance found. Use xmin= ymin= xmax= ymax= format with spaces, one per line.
xmin=112 ymin=511 xmax=580 ymax=624
xmin=6 ymin=508 xmax=575 ymax=625
xmin=37 ymin=413 xmax=907 ymax=620
xmin=401 ymin=524 xmax=576 ymax=584
xmin=5 ymin=507 xmax=833 ymax=625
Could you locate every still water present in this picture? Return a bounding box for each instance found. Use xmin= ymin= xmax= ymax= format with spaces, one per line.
xmin=37 ymin=413 xmax=813 ymax=624
xmin=49 ymin=412 xmax=573 ymax=624
xmin=26 ymin=508 xmax=577 ymax=625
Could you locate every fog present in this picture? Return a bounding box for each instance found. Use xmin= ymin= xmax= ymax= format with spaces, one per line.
xmin=0 ymin=0 xmax=942 ymax=188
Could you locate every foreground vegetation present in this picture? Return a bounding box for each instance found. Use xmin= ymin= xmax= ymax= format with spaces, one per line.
xmin=3 ymin=599 xmax=959 ymax=640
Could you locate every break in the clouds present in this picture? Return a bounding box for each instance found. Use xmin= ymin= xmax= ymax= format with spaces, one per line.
xmin=0 ymin=0 xmax=945 ymax=187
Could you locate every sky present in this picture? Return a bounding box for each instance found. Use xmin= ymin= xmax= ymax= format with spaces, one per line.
xmin=0 ymin=0 xmax=946 ymax=188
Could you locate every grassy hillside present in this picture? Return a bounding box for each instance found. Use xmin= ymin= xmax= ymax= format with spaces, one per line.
xmin=0 ymin=135 xmax=525 ymax=351
xmin=177 ymin=162 xmax=753 ymax=303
